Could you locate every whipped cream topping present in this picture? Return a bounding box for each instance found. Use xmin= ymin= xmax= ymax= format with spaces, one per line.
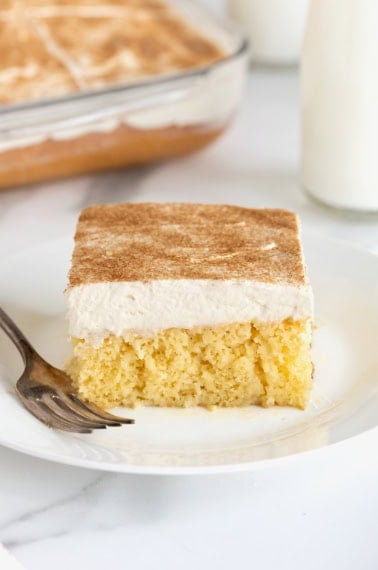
xmin=66 ymin=279 xmax=314 ymax=346
xmin=0 ymin=57 xmax=244 ymax=152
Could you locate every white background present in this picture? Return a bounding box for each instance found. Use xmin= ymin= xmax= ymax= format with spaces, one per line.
xmin=0 ymin=1 xmax=377 ymax=567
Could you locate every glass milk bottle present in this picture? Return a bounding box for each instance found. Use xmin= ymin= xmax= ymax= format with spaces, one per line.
xmin=301 ymin=0 xmax=378 ymax=212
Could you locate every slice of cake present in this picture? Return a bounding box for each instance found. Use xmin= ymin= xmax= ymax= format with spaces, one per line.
xmin=66 ymin=203 xmax=313 ymax=410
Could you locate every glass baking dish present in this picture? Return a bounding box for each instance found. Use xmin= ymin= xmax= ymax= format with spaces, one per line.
xmin=0 ymin=0 xmax=248 ymax=188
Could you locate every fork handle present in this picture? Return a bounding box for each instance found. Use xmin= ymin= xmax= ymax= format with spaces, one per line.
xmin=0 ymin=307 xmax=35 ymax=365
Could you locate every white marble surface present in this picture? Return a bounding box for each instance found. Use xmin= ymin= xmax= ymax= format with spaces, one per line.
xmin=0 ymin=70 xmax=377 ymax=569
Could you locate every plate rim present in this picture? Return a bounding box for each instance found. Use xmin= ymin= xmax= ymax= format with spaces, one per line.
xmin=0 ymin=232 xmax=377 ymax=475
xmin=0 ymin=426 xmax=376 ymax=475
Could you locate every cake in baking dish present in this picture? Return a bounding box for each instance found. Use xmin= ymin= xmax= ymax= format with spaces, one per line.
xmin=66 ymin=203 xmax=314 ymax=410
xmin=0 ymin=0 xmax=225 ymax=104
xmin=0 ymin=1 xmax=237 ymax=187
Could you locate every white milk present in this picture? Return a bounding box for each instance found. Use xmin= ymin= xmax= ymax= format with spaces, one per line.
xmin=301 ymin=0 xmax=378 ymax=212
xmin=228 ymin=0 xmax=310 ymax=64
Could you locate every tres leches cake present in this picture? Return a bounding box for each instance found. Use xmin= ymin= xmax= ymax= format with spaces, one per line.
xmin=0 ymin=1 xmax=244 ymax=187
xmin=66 ymin=203 xmax=314 ymax=410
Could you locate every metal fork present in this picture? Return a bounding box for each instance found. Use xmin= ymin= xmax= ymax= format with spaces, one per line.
xmin=0 ymin=307 xmax=134 ymax=433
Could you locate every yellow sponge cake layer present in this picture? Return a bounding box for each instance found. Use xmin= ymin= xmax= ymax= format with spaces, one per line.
xmin=68 ymin=318 xmax=313 ymax=410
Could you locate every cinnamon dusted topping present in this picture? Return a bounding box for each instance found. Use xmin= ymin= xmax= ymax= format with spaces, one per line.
xmin=0 ymin=0 xmax=225 ymax=105
xmin=68 ymin=203 xmax=308 ymax=287
xmin=0 ymin=9 xmax=77 ymax=103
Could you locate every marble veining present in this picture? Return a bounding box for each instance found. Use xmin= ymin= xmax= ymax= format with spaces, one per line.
xmin=1 ymin=474 xmax=106 ymax=548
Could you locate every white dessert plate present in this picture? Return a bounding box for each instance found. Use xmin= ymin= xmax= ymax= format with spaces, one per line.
xmin=0 ymin=234 xmax=377 ymax=474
